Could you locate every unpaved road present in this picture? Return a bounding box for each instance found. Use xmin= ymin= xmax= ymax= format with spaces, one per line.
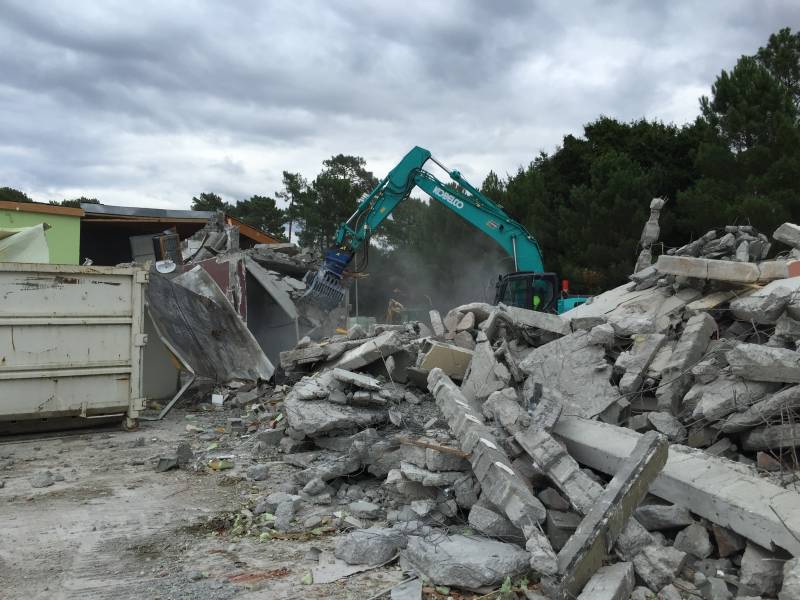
xmin=0 ymin=410 xmax=404 ymax=600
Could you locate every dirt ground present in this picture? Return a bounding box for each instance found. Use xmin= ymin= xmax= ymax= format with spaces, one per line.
xmin=0 ymin=408 xmax=406 ymax=600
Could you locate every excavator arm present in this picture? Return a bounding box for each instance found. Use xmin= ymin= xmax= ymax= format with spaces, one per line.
xmin=300 ymin=146 xmax=558 ymax=311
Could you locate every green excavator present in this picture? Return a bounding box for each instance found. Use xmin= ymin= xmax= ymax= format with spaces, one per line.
xmin=300 ymin=146 xmax=588 ymax=314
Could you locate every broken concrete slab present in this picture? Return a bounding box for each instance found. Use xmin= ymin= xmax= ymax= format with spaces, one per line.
xmin=552 ymin=431 xmax=668 ymax=600
xmin=546 ymin=510 xmax=582 ymax=551
xmin=417 ymin=341 xmax=473 ymax=381
xmin=588 ymin=323 xmax=616 ymax=346
xmin=774 ymin=223 xmax=800 ymax=249
xmin=717 ymin=385 xmax=800 ymax=433
xmin=455 ymin=311 xmax=475 ymax=331
xmin=331 ymin=368 xmax=383 ymax=390
xmin=742 ymin=423 xmax=800 ymax=450
xmin=656 ymin=313 xmax=716 ymax=414
xmin=333 ymin=330 xmax=405 ymax=370
xmin=147 ymin=269 xmax=275 ymax=381
xmin=402 ymin=533 xmax=531 ymax=591
xmin=283 ymin=395 xmax=387 ymax=437
xmin=460 ymin=332 xmax=511 ymax=405
xmin=727 ymin=343 xmax=800 ymax=383
xmin=553 ymin=416 xmax=800 ymax=555
xmin=575 ymin=561 xmax=635 ymax=600
xmin=519 ymin=330 xmax=621 ymax=418
xmin=482 ymin=387 xmax=529 ymax=434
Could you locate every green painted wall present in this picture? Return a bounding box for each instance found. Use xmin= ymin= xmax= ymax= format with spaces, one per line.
xmin=0 ymin=209 xmax=81 ymax=264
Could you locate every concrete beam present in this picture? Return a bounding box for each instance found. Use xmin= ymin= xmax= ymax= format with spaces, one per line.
xmin=428 ymin=367 xmax=557 ymax=574
xmin=553 ymin=416 xmax=800 ymax=555
xmin=552 ymin=432 xmax=668 ymax=600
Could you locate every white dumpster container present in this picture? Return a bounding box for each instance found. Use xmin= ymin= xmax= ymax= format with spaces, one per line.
xmin=0 ymin=262 xmax=147 ymax=431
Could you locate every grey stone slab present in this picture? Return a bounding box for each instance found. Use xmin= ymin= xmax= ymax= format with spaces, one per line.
xmin=727 ymin=343 xmax=800 ymax=383
xmin=575 ymin=562 xmax=635 ymax=600
xmin=402 ymin=534 xmax=530 ymax=591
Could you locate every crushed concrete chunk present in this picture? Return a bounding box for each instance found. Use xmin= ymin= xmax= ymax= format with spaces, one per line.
xmin=634 ymin=504 xmax=694 ymax=531
xmin=632 ymin=544 xmax=687 ymax=591
xmin=673 ymin=523 xmax=712 ymax=559
xmin=403 ymin=534 xmax=530 ymax=590
xmin=331 ymin=368 xmax=383 ymax=390
xmin=739 ymin=543 xmax=784 ymax=597
xmin=588 ymin=323 xmax=615 ymax=346
xmin=780 ymin=557 xmax=800 ymax=600
xmin=334 ymin=527 xmax=406 ymax=565
xmin=468 ymin=504 xmax=524 ymax=540
xmin=646 ymin=412 xmax=687 ymax=443
xmin=284 ymin=395 xmax=386 ymax=437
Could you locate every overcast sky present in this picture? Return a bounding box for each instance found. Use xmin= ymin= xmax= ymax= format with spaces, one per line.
xmin=1 ymin=1 xmax=797 ymax=210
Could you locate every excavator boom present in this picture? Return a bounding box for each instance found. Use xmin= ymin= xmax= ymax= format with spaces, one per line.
xmin=299 ymin=146 xmax=585 ymax=313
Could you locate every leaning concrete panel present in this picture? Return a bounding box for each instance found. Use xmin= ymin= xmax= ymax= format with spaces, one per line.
xmin=553 ymin=416 xmax=800 ymax=555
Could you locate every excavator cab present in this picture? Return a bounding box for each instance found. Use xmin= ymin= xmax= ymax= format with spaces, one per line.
xmin=494 ymin=272 xmax=559 ymax=313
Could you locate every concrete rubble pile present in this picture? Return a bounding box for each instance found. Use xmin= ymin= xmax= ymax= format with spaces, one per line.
xmin=182 ymin=218 xmax=800 ymax=599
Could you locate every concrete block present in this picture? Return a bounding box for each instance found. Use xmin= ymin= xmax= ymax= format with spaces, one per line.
xmin=553 ymin=416 xmax=800 ymax=555
xmin=468 ymin=504 xmax=524 ymax=540
xmin=730 ymin=280 xmax=798 ymax=324
xmin=546 ymin=509 xmax=582 ymax=551
xmin=417 ymin=340 xmax=474 ymax=380
xmin=634 ymin=504 xmax=694 ymax=530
